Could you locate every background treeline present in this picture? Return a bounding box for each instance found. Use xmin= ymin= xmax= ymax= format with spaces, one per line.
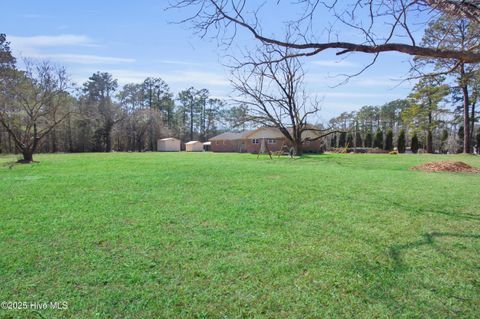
xmin=0 ymin=51 xmax=246 ymax=153
xmin=327 ymin=97 xmax=479 ymax=153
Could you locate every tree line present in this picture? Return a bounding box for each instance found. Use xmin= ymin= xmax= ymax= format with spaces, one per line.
xmin=0 ymin=34 xmax=249 ymax=162
xmin=174 ymin=0 xmax=479 ymax=155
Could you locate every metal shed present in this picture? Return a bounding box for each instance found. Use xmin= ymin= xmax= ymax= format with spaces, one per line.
xmin=157 ymin=138 xmax=181 ymax=152
xmin=185 ymin=141 xmax=203 ymax=152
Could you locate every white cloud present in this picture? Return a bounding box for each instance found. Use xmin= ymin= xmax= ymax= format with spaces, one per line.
xmin=28 ymin=53 xmax=135 ymax=64
xmin=9 ymin=34 xmax=96 ymax=48
xmin=8 ymin=34 xmax=134 ymax=65
xmin=311 ymin=59 xmax=359 ymax=68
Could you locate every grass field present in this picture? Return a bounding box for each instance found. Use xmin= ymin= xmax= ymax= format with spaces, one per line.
xmin=0 ymin=152 xmax=479 ymax=318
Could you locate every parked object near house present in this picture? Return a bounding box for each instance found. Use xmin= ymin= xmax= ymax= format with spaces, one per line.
xmin=185 ymin=141 xmax=203 ymax=152
xmin=209 ymin=127 xmax=324 ymax=154
xmin=157 ymin=138 xmax=181 ymax=152
xmin=203 ymin=141 xmax=211 ymax=151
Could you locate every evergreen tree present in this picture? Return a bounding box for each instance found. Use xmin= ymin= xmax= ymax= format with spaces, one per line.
xmin=385 ymin=129 xmax=393 ymax=151
xmin=373 ymin=129 xmax=383 ymax=149
xmin=365 ymin=131 xmax=373 ymax=148
xmin=411 ymin=133 xmax=419 ymax=153
xmin=355 ymin=133 xmax=363 ymax=147
xmin=440 ymin=128 xmax=448 ymax=153
xmin=346 ymin=132 xmax=354 ymax=147
xmin=476 ymin=130 xmax=480 ymax=153
xmin=405 ymin=77 xmax=449 ymax=153
xmin=457 ymin=126 xmax=464 ymax=153
xmin=338 ymin=132 xmax=347 ymax=148
xmin=397 ymin=129 xmax=406 ymax=153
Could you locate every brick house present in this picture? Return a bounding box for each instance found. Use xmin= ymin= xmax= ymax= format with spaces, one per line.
xmin=209 ymin=131 xmax=252 ymax=152
xmin=209 ymin=127 xmax=323 ymax=153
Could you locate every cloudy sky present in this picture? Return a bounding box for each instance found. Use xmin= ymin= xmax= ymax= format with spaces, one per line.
xmin=3 ymin=0 xmax=416 ymax=121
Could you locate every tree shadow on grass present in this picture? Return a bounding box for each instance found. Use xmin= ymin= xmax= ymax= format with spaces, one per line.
xmin=388 ymin=232 xmax=480 ymax=271
xmin=390 ymin=199 xmax=480 ymax=221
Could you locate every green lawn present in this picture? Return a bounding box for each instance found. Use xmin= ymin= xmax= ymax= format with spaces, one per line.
xmin=0 ymin=152 xmax=479 ymax=318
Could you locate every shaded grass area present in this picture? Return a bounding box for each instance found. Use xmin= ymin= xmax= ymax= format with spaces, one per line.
xmin=0 ymin=152 xmax=479 ymax=318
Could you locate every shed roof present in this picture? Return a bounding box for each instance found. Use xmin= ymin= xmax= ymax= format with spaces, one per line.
xmin=185 ymin=140 xmax=202 ymax=145
xmin=203 ymin=141 xmax=212 ymax=145
xmin=159 ymin=137 xmax=180 ymax=141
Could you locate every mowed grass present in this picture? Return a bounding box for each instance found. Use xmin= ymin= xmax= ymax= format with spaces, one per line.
xmin=0 ymin=152 xmax=479 ymax=318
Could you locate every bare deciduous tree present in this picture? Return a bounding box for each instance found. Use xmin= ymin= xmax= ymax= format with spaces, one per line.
xmin=231 ymin=47 xmax=335 ymax=155
xmin=172 ymin=0 xmax=480 ymax=67
xmin=0 ymin=61 xmax=73 ymax=162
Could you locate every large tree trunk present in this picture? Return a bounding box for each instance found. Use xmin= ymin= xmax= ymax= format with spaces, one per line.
xmin=460 ymin=64 xmax=471 ymax=154
xmin=462 ymin=85 xmax=471 ymax=153
xmin=20 ymin=151 xmax=33 ymax=163
xmin=105 ymin=124 xmax=113 ymax=152
xmin=470 ymin=101 xmax=476 ymax=149
xmin=190 ymin=106 xmax=194 ymax=141
xmin=51 ymin=129 xmax=57 ymax=153
xmin=293 ymin=139 xmax=303 ymax=156
xmin=427 ymin=111 xmax=433 ymax=153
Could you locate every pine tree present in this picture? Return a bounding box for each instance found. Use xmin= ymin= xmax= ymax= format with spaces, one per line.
xmin=476 ymin=130 xmax=480 ymax=154
xmin=385 ymin=129 xmax=393 ymax=151
xmin=397 ymin=129 xmax=406 ymax=153
xmin=355 ymin=133 xmax=363 ymax=147
xmin=373 ymin=129 xmax=383 ymax=149
xmin=457 ymin=126 xmax=464 ymax=153
xmin=411 ymin=133 xmax=419 ymax=154
xmin=365 ymin=131 xmax=373 ymax=148
xmin=440 ymin=129 xmax=448 ymax=153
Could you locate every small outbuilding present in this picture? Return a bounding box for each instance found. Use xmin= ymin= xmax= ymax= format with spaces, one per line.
xmin=185 ymin=141 xmax=203 ymax=152
xmin=157 ymin=137 xmax=181 ymax=152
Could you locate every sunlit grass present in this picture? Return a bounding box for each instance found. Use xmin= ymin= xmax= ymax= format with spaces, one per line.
xmin=1 ymin=152 xmax=479 ymax=318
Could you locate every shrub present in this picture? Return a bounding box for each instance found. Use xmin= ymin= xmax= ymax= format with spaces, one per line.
xmin=385 ymin=129 xmax=393 ymax=151
xmin=411 ymin=133 xmax=419 ymax=154
xmin=397 ymin=129 xmax=406 ymax=153
xmin=365 ymin=131 xmax=373 ymax=148
xmin=373 ymin=129 xmax=384 ymax=149
xmin=389 ymin=150 xmax=398 ymax=155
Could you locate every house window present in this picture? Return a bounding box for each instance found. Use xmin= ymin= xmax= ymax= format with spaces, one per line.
xmin=267 ymin=139 xmax=276 ymax=144
xmin=252 ymin=139 xmax=259 ymax=144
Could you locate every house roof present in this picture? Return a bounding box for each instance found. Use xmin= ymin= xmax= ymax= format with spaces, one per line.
xmin=185 ymin=140 xmax=202 ymax=145
xmin=210 ymin=126 xmax=325 ymax=141
xmin=246 ymin=126 xmax=325 ymax=139
xmin=209 ymin=131 xmax=253 ymax=141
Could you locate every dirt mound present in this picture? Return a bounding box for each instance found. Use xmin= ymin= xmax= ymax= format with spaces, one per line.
xmin=412 ymin=161 xmax=480 ymax=173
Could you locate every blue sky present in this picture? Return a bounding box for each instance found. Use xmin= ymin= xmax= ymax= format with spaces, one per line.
xmin=2 ymin=0 xmax=416 ymax=120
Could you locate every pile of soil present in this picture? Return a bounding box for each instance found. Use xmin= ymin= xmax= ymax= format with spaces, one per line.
xmin=411 ymin=161 xmax=480 ymax=173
